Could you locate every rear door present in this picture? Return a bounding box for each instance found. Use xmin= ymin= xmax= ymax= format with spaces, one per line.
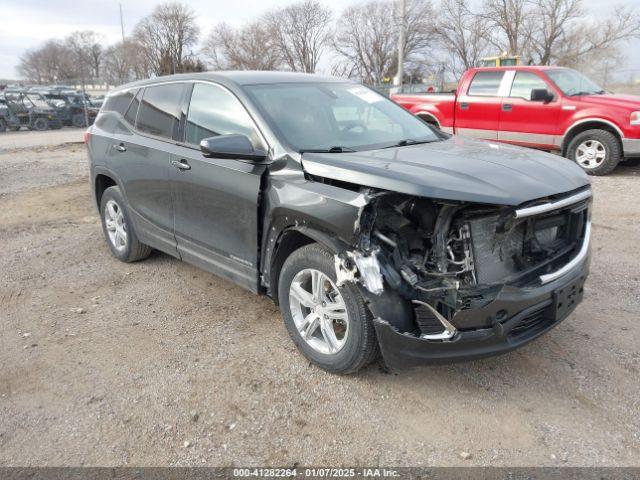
xmin=454 ymin=70 xmax=507 ymax=140
xmin=170 ymin=82 xmax=268 ymax=292
xmin=498 ymin=70 xmax=561 ymax=149
xmin=108 ymin=83 xmax=188 ymax=256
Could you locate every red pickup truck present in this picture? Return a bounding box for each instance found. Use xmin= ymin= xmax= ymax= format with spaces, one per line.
xmin=392 ymin=66 xmax=640 ymax=175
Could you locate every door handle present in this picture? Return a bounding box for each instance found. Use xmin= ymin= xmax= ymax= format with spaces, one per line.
xmin=460 ymin=102 xmax=469 ymax=110
xmin=171 ymin=159 xmax=191 ymax=171
xmin=113 ymin=143 xmax=126 ymax=152
xmin=502 ymin=103 xmax=513 ymax=111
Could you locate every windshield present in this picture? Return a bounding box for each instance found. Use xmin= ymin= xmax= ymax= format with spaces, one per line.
xmin=245 ymin=82 xmax=440 ymax=152
xmin=546 ymin=69 xmax=604 ymax=96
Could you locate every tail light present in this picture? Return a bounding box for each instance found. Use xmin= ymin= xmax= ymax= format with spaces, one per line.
xmin=83 ymin=128 xmax=91 ymax=144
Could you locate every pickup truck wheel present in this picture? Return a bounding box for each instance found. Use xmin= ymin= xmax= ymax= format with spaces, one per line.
xmin=278 ymin=243 xmax=378 ymax=374
xmin=566 ymin=129 xmax=621 ymax=176
xmin=99 ymin=186 xmax=151 ymax=262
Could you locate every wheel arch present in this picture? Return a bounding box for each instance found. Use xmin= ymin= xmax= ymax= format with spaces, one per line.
xmin=415 ymin=111 xmax=441 ymax=128
xmin=561 ymin=118 xmax=623 ymax=156
xmin=264 ymin=223 xmax=351 ymax=304
xmin=94 ymin=172 xmax=119 ymax=209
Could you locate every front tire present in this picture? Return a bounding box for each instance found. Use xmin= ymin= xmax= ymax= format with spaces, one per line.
xmin=278 ymin=243 xmax=378 ymax=374
xmin=566 ymin=129 xmax=621 ymax=176
xmin=99 ymin=186 xmax=151 ymax=263
xmin=32 ymin=117 xmax=48 ymax=131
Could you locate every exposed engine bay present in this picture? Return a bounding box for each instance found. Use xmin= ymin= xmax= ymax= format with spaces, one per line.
xmin=335 ymin=189 xmax=591 ymax=339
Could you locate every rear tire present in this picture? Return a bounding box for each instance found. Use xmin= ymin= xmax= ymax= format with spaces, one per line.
xmin=99 ymin=186 xmax=151 ymax=263
xmin=278 ymin=243 xmax=378 ymax=374
xmin=566 ymin=129 xmax=621 ymax=176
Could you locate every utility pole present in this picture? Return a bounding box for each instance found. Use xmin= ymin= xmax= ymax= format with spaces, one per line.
xmin=119 ymin=3 xmax=125 ymax=43
xmin=396 ymin=0 xmax=406 ymax=93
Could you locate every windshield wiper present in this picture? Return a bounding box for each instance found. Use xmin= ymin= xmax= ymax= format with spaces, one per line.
xmin=568 ymin=91 xmax=598 ymax=97
xmin=381 ymin=138 xmax=436 ymax=149
xmin=299 ymin=146 xmax=356 ymax=153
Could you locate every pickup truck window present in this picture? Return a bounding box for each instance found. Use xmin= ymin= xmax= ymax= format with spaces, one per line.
xmin=546 ymin=69 xmax=604 ymax=96
xmin=185 ymin=83 xmax=263 ymax=148
xmin=136 ymin=84 xmax=186 ymax=140
xmin=509 ymin=72 xmax=550 ymax=100
xmin=246 ymin=82 xmax=439 ymax=152
xmin=468 ymin=71 xmax=505 ymax=97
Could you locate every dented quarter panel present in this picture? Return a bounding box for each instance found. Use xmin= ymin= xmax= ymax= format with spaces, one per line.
xmin=301 ymin=136 xmax=590 ymax=206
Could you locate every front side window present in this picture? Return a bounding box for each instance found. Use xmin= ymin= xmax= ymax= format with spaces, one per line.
xmin=102 ymin=90 xmax=134 ymax=115
xmin=245 ymin=83 xmax=439 ymax=152
xmin=509 ymin=72 xmax=551 ymax=100
xmin=468 ymin=71 xmax=505 ymax=97
xmin=136 ymin=84 xmax=186 ymax=139
xmin=545 ymin=69 xmax=604 ymax=96
xmin=185 ymin=83 xmax=263 ymax=148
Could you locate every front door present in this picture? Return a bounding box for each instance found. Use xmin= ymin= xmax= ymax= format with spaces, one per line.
xmin=498 ymin=70 xmax=561 ymax=149
xmin=171 ymin=82 xmax=268 ymax=292
xmin=454 ymin=70 xmax=507 ymax=140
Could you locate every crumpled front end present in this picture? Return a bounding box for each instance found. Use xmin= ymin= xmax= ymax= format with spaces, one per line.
xmin=333 ymin=186 xmax=592 ymax=368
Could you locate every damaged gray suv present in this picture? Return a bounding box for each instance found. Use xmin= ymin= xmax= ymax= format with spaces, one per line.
xmin=87 ymin=72 xmax=591 ymax=373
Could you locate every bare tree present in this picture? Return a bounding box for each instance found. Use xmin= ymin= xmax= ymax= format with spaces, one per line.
xmin=333 ymin=0 xmax=396 ymax=84
xmin=434 ymin=0 xmax=491 ymax=75
xmin=134 ymin=2 xmax=200 ymax=75
xmin=203 ymin=21 xmax=283 ymax=70
xmin=333 ymin=0 xmax=435 ymax=84
xmin=482 ymin=0 xmax=528 ymax=56
xmin=103 ymin=40 xmax=150 ymax=85
xmin=18 ymin=40 xmax=76 ymax=84
xmin=265 ymin=0 xmax=332 ymax=73
xmin=532 ymin=2 xmax=640 ymax=66
xmin=66 ymin=31 xmax=105 ymax=86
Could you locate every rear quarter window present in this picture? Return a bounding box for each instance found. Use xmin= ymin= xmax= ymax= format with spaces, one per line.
xmin=101 ymin=90 xmax=135 ymax=115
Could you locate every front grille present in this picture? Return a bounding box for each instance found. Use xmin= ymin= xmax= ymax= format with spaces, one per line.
xmin=467 ymin=194 xmax=590 ymax=286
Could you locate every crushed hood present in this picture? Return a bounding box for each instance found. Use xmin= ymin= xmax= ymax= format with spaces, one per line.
xmin=301 ymin=136 xmax=590 ymax=206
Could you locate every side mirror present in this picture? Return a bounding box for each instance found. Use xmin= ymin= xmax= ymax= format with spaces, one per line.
xmin=530 ymin=88 xmax=554 ymax=103
xmin=200 ymin=134 xmax=267 ymax=161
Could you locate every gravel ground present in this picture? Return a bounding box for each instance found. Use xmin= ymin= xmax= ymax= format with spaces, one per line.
xmin=0 ymin=128 xmax=84 ymax=152
xmin=0 ymin=132 xmax=639 ymax=467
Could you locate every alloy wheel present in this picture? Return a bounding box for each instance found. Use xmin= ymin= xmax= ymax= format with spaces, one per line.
xmin=288 ymin=268 xmax=349 ymax=355
xmin=575 ymin=139 xmax=606 ymax=169
xmin=104 ymin=199 xmax=128 ymax=252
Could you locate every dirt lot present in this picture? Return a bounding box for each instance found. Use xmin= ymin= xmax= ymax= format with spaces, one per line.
xmin=0 ymin=132 xmax=639 ymax=467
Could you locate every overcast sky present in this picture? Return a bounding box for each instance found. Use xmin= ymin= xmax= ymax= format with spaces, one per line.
xmin=0 ymin=0 xmax=639 ymax=80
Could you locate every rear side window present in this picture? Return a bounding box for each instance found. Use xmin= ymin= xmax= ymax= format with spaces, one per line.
xmin=468 ymin=71 xmax=505 ymax=96
xmin=185 ymin=83 xmax=263 ymax=148
xmin=136 ymin=84 xmax=186 ymax=139
xmin=102 ymin=90 xmax=134 ymax=115
xmin=123 ymin=89 xmax=141 ymax=125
